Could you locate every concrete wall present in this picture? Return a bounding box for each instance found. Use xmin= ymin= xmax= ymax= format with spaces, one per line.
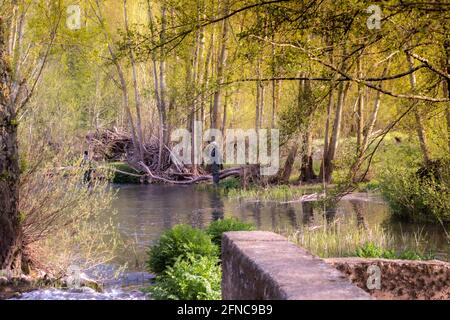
xmin=221 ymin=231 xmax=371 ymax=300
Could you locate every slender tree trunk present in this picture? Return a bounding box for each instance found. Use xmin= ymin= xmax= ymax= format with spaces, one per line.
xmin=356 ymin=58 xmax=364 ymax=154
xmin=323 ymin=45 xmax=350 ymax=183
xmin=117 ymin=64 xmax=139 ymax=155
xmin=351 ymin=62 xmax=390 ymax=181
xmin=270 ymin=36 xmax=278 ymax=129
xmin=255 ymin=70 xmax=261 ymax=133
xmin=159 ymin=4 xmax=168 ymax=145
xmin=297 ymin=78 xmax=316 ymax=182
xmin=279 ymin=145 xmax=298 ymax=184
xmin=320 ymin=84 xmax=333 ymax=182
xmin=300 ymin=129 xmax=315 ymax=182
xmin=271 ymin=80 xmax=279 ymax=128
xmin=260 ymin=82 xmax=265 ymax=129
xmin=146 ymin=0 xmax=165 ymax=170
xmin=324 ymin=79 xmax=349 ymax=183
xmin=201 ymin=31 xmax=214 ymax=126
xmin=320 ymin=45 xmax=334 ymax=183
xmin=221 ymin=91 xmax=228 ymax=133
xmin=211 ymin=0 xmax=229 ymax=129
xmin=96 ymin=0 xmax=139 ymax=157
xmin=0 ymin=17 xmax=22 ymax=271
xmin=124 ymin=0 xmax=144 ymax=161
xmin=407 ymin=54 xmax=431 ymax=164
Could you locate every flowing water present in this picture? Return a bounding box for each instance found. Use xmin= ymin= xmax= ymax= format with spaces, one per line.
xmin=15 ymin=184 xmax=449 ymax=300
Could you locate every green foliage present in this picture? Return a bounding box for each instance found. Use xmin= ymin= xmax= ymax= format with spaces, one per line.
xmin=218 ymin=177 xmax=241 ymax=192
xmin=379 ymin=160 xmax=450 ymax=223
xmin=206 ymin=218 xmax=255 ymax=249
xmin=146 ymin=218 xmax=255 ymax=299
xmin=147 ymin=254 xmax=221 ymax=300
xmin=355 ymin=242 xmax=432 ymax=260
xmin=146 ymin=224 xmax=218 ymax=274
xmin=355 ymin=242 xmax=396 ymax=259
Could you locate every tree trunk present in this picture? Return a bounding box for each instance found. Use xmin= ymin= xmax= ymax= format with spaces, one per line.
xmin=279 ymin=145 xmax=298 ymax=184
xmin=124 ymin=0 xmax=144 ymax=161
xmin=0 ymin=120 xmax=22 ymax=271
xmin=324 ymin=78 xmax=349 ymax=183
xmin=0 ymin=19 xmax=22 ymax=271
xmin=270 ymin=36 xmax=278 ymax=129
xmin=443 ymin=37 xmax=450 ymax=151
xmin=255 ymin=71 xmax=261 ymax=133
xmin=96 ymin=0 xmax=139 ymax=158
xmin=201 ymin=30 xmax=214 ymax=126
xmin=146 ymin=0 xmax=165 ymax=169
xmin=221 ymin=91 xmax=228 ymax=133
xmin=299 ymin=129 xmax=316 ymax=182
xmin=159 ymin=4 xmax=169 ymax=145
xmin=407 ymin=54 xmax=431 ymax=164
xmin=211 ymin=0 xmax=229 ymax=129
xmin=296 ymin=77 xmax=316 ymax=182
xmin=320 ymin=83 xmax=333 ymax=182
xmin=356 ymin=57 xmax=364 ymax=154
xmin=271 ymin=79 xmax=279 ymax=128
xmin=320 ymin=44 xmax=334 ymax=183
xmin=350 ymin=62 xmax=390 ymax=181
xmin=259 ymin=81 xmax=265 ymax=129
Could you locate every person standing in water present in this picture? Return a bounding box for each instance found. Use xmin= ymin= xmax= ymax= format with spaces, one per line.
xmin=207 ymin=140 xmax=222 ymax=185
xmin=81 ymin=150 xmax=93 ymax=186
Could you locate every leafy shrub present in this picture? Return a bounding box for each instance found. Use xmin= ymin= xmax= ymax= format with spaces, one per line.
xmin=355 ymin=242 xmax=396 ymax=259
xmin=148 ymin=254 xmax=221 ymax=300
xmin=147 ymin=224 xmax=218 ymax=274
xmin=379 ymin=162 xmax=449 ymax=223
xmin=206 ymin=218 xmax=255 ymax=249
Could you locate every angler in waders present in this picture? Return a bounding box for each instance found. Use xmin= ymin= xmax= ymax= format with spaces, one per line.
xmin=81 ymin=150 xmax=93 ymax=188
xmin=207 ymin=140 xmax=222 ymax=186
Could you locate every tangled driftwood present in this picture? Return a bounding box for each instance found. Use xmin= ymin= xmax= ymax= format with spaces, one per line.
xmin=87 ymin=128 xmax=260 ymax=185
xmin=86 ymin=128 xmax=172 ymax=172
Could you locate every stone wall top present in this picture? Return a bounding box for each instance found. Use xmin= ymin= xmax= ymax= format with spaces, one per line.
xmin=221 ymin=231 xmax=371 ymax=300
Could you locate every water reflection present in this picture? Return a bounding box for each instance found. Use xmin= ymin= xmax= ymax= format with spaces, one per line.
xmin=209 ymin=191 xmax=224 ymax=222
xmin=111 ymin=184 xmax=449 ymax=265
xmin=302 ymin=201 xmax=314 ymax=226
xmin=349 ymin=200 xmax=368 ymax=230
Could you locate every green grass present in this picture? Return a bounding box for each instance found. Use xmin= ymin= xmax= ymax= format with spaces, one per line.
xmin=284 ymin=217 xmax=434 ymax=260
xmin=227 ymin=184 xmax=326 ymax=202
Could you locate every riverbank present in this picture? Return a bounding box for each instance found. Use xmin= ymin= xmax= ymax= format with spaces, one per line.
xmin=0 ymin=276 xmax=36 ymax=300
xmin=0 ymin=269 xmax=155 ymax=300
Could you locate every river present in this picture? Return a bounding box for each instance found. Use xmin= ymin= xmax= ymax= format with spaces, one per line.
xmin=15 ymin=184 xmax=449 ymax=300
